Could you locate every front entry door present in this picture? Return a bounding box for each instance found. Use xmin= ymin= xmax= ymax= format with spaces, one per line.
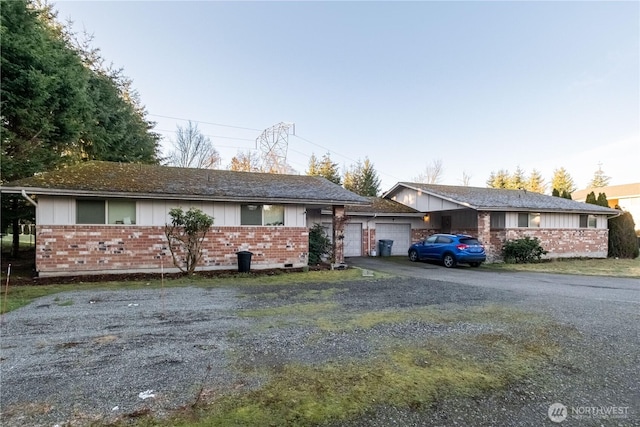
xmin=441 ymin=215 xmax=451 ymax=234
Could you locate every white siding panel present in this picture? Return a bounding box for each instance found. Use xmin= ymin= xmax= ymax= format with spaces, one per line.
xmin=376 ymin=223 xmax=411 ymax=255
xmin=38 ymin=196 xmax=73 ymax=225
xmin=285 ymin=205 xmax=306 ymax=227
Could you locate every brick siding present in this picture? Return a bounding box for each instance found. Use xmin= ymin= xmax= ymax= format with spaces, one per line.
xmin=36 ymin=225 xmax=309 ymax=276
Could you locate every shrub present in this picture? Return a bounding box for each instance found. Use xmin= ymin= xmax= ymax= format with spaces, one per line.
xmin=608 ymin=210 xmax=639 ymax=259
xmin=165 ymin=207 xmax=214 ymax=274
xmin=502 ymin=237 xmax=548 ymax=263
xmin=308 ymin=224 xmax=332 ymax=265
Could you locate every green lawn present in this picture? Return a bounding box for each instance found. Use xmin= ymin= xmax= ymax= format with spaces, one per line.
xmin=1 ymin=233 xmax=35 ymax=250
xmin=484 ymin=257 xmax=640 ymax=278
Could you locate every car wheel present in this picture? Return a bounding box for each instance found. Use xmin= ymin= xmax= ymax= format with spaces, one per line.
xmin=409 ymin=250 xmax=419 ymax=262
xmin=442 ymin=253 xmax=457 ymax=268
xmin=469 ymin=262 xmax=480 ymax=268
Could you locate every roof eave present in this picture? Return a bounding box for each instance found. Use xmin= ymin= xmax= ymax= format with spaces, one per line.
xmin=0 ymin=186 xmax=369 ymax=206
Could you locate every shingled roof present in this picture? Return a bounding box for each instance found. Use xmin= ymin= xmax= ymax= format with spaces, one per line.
xmin=346 ymin=197 xmax=421 ymax=215
xmin=1 ymin=161 xmax=369 ymax=206
xmin=388 ymin=183 xmax=619 ymax=215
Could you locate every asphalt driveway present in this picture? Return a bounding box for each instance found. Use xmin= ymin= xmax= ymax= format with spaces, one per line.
xmin=349 ymin=256 xmax=640 ymax=426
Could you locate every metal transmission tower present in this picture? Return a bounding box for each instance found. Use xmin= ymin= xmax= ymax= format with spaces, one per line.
xmin=256 ymin=122 xmax=295 ymax=173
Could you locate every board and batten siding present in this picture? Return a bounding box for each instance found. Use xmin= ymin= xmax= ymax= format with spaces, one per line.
xmin=504 ymin=212 xmax=608 ymax=229
xmin=391 ymin=188 xmax=462 ymax=212
xmin=36 ymin=196 xmax=307 ymax=227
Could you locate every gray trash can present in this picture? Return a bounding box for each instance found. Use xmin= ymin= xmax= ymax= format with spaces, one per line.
xmin=236 ymin=251 xmax=253 ymax=272
xmin=378 ymin=239 xmax=394 ymax=257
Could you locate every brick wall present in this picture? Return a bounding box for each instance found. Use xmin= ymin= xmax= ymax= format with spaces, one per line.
xmin=408 ymin=226 xmax=608 ymax=262
xmin=36 ymin=225 xmax=309 ymax=276
xmin=501 ymin=228 xmax=609 ymax=259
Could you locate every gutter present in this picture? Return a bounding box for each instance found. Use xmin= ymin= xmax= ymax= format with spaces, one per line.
xmin=21 ymin=190 xmax=37 ymax=207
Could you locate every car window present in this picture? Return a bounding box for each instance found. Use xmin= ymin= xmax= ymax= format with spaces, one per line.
xmin=425 ymin=236 xmax=438 ymax=243
xmin=436 ymin=236 xmax=452 ymax=244
xmin=460 ymin=238 xmax=480 ymax=245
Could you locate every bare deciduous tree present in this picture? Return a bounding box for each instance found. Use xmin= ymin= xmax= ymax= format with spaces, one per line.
xmin=228 ymin=150 xmax=261 ymax=172
xmin=461 ymin=171 xmax=472 ymax=186
xmin=167 ymin=121 xmax=221 ymax=169
xmin=415 ymin=159 xmax=444 ymax=184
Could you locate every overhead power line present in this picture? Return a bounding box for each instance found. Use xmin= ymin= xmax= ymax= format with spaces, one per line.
xmin=149 ymin=113 xmax=262 ymax=132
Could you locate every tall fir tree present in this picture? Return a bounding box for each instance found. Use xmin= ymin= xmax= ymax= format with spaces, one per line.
xmin=306 ymin=153 xmax=320 ymax=176
xmin=588 ymin=164 xmax=611 ymax=188
xmin=526 ymin=169 xmax=546 ymax=193
xmin=486 ymin=169 xmax=511 ymax=188
xmin=551 ymin=167 xmax=576 ymax=195
xmin=343 ymin=157 xmax=380 ymax=197
xmin=308 ymin=152 xmax=341 ymax=185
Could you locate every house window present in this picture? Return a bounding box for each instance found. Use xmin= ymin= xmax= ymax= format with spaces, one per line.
xmin=579 ymin=214 xmax=597 ymax=228
xmin=490 ymin=212 xmax=506 ymax=229
xmin=241 ymin=204 xmax=284 ymax=226
xmin=76 ymin=199 xmax=136 ymax=224
xmin=518 ymin=212 xmax=540 ymax=228
xmin=77 ymin=200 xmax=105 ymax=224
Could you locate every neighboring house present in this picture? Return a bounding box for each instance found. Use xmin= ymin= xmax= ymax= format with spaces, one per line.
xmin=307 ymin=197 xmax=426 ymax=257
xmin=1 ymin=161 xmax=367 ymax=277
xmin=383 ymin=183 xmax=620 ymax=261
xmin=573 ymin=183 xmax=640 ymax=232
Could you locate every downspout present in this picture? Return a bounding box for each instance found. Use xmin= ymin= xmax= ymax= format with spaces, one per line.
xmin=21 ymin=189 xmax=38 ymax=207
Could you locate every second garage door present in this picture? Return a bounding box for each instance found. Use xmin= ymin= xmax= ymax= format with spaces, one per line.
xmin=344 ymin=223 xmax=362 ymax=257
xmin=376 ymin=223 xmax=411 ymax=255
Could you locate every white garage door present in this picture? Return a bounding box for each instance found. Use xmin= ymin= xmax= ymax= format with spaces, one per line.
xmin=376 ymin=223 xmax=411 ymax=255
xmin=344 ymin=223 xmax=362 ymax=257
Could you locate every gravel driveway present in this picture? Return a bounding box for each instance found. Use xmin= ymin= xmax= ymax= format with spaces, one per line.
xmin=1 ymin=260 xmax=639 ymax=426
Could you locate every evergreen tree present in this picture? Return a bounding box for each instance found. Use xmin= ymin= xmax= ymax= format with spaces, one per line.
xmin=552 ymin=188 xmax=560 ymax=197
xmin=551 ymin=167 xmax=576 ymax=195
xmin=526 ymin=169 xmax=546 ymax=193
xmin=608 ymin=209 xmax=639 ymax=259
xmin=343 ymin=157 xmax=380 ymax=197
xmin=486 ymin=169 xmax=511 ymax=188
xmin=308 ymin=152 xmax=341 ymax=185
xmin=561 ymin=190 xmax=572 ymax=200
xmin=596 ymin=192 xmax=609 ymax=207
xmin=589 ymin=164 xmax=611 ymax=188
xmin=1 ymin=0 xmax=160 ymax=257
xmin=511 ymin=166 xmax=526 ymax=190
xmin=306 ymin=153 xmax=320 ymax=176
xmin=585 ymin=191 xmax=597 ymax=205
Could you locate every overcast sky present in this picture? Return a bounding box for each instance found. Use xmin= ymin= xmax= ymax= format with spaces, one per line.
xmin=54 ymin=1 xmax=639 ymax=191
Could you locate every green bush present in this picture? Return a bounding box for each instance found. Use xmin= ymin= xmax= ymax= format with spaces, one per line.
xmin=502 ymin=237 xmax=548 ymax=263
xmin=608 ymin=210 xmax=639 ymax=259
xmin=308 ymin=224 xmax=332 ymax=265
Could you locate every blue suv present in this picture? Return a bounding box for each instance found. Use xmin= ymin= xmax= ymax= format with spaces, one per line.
xmin=408 ymin=234 xmax=486 ymax=268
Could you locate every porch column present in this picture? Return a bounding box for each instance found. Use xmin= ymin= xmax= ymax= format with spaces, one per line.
xmin=332 ymin=205 xmax=346 ymax=264
xmin=477 ymin=211 xmax=494 ymax=262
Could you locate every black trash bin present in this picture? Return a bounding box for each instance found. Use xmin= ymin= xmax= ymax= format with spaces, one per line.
xmin=236 ymin=251 xmax=253 ymax=273
xmin=378 ymin=239 xmax=394 ymax=257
